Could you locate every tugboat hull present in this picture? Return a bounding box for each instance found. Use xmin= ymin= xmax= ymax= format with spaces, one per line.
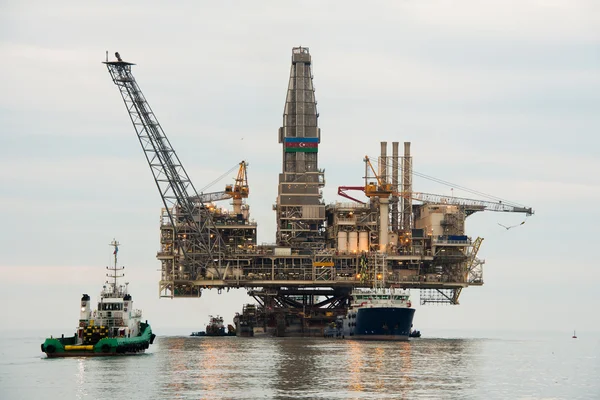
xmin=42 ymin=323 xmax=155 ymax=358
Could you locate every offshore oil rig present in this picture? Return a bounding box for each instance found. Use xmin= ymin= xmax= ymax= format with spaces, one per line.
xmin=104 ymin=47 xmax=533 ymax=337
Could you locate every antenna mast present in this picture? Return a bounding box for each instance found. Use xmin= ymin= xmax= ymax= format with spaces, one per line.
xmin=107 ymin=238 xmax=124 ymax=291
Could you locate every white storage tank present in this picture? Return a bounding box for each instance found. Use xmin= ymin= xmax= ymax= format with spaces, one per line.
xmin=358 ymin=231 xmax=369 ymax=252
xmin=348 ymin=231 xmax=358 ymax=253
xmin=229 ymin=267 xmax=243 ymax=279
xmin=337 ymin=231 xmax=348 ymax=253
xmin=274 ymin=247 xmax=292 ymax=256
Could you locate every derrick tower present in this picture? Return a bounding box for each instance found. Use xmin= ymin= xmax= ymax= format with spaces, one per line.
xmin=275 ymin=47 xmax=326 ymax=248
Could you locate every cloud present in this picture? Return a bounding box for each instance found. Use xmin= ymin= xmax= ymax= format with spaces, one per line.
xmin=1 ymin=265 xmax=110 ymax=285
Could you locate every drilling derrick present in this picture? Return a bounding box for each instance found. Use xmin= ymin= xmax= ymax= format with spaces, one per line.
xmin=104 ymin=53 xmax=224 ymax=298
xmin=275 ymin=47 xmax=326 ymax=248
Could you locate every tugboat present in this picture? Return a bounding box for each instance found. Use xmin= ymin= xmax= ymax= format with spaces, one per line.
xmin=192 ymin=315 xmax=236 ymax=337
xmin=41 ymin=239 xmax=156 ymax=357
xmin=206 ymin=315 xmax=226 ymax=336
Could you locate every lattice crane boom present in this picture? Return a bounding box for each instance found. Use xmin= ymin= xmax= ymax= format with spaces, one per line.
xmin=337 ymin=184 xmax=534 ymax=216
xmin=345 ymin=156 xmax=534 ymax=216
xmin=410 ymin=192 xmax=534 ymax=215
xmin=191 ymin=191 xmax=233 ymax=204
xmin=104 ymin=53 xmax=224 ymax=282
xmin=189 ymin=161 xmax=249 ymax=212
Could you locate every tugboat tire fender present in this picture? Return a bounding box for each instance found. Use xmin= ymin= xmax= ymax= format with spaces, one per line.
xmin=101 ymin=344 xmax=110 ymax=353
xmin=46 ymin=345 xmax=56 ymax=354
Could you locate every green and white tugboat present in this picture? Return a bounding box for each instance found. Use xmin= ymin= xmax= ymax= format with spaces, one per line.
xmin=41 ymin=239 xmax=156 ymax=357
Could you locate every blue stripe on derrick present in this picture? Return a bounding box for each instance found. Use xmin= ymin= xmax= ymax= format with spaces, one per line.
xmin=284 ymin=137 xmax=319 ymax=143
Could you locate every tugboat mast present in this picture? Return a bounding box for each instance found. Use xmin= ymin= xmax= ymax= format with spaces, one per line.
xmin=107 ymin=239 xmax=125 ymax=295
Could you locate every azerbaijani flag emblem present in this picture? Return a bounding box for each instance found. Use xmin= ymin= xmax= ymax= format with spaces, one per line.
xmin=114 ymin=246 xmax=118 ymax=255
xmin=284 ymin=137 xmax=319 ymax=153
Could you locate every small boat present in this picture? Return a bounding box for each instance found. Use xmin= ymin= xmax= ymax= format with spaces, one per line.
xmin=206 ymin=315 xmax=226 ymax=336
xmin=192 ymin=315 xmax=236 ymax=337
xmin=572 ymin=330 xmax=577 ymax=339
xmin=409 ymin=329 xmax=421 ymax=338
xmin=41 ymin=239 xmax=156 ymax=357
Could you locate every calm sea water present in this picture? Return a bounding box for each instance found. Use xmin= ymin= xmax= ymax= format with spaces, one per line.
xmin=0 ymin=330 xmax=598 ymax=399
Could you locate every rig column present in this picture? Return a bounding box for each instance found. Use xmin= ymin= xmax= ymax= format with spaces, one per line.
xmin=275 ymin=47 xmax=326 ymax=248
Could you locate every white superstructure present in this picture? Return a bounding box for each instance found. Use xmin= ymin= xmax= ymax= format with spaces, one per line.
xmin=75 ymin=239 xmax=144 ymax=343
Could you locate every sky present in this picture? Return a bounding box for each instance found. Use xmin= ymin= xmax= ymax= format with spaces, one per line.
xmin=1 ymin=0 xmax=599 ymax=336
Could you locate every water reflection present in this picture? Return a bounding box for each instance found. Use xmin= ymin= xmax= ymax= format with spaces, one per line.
xmin=411 ymin=338 xmax=479 ymax=395
xmin=153 ymin=336 xmax=479 ymax=399
xmin=197 ymin=339 xmax=220 ymax=392
xmin=9 ymin=333 xmax=596 ymax=399
xmin=271 ymin=338 xmax=331 ymax=397
xmin=160 ymin=336 xmax=233 ymax=397
xmin=162 ymin=336 xmax=189 ymax=395
xmin=158 ymin=336 xmax=280 ymax=399
xmin=348 ymin=341 xmax=365 ymax=392
xmin=344 ymin=340 xmax=414 ymax=399
xmin=75 ymin=359 xmax=87 ymax=400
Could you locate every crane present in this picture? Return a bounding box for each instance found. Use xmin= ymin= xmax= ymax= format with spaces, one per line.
xmin=363 ymin=156 xmax=393 ymax=198
xmin=190 ymin=161 xmax=249 ymax=214
xmin=339 ymin=156 xmax=535 ymax=216
xmin=103 ymin=52 xmax=226 ymax=296
xmin=410 ymin=192 xmax=533 ymax=216
xmin=363 ymin=156 xmax=393 ymax=251
xmin=339 ymin=155 xmax=533 ymax=253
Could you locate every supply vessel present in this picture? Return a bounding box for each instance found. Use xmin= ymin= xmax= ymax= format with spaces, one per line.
xmin=337 ymin=287 xmax=414 ymax=340
xmin=336 ymin=255 xmax=414 ymax=340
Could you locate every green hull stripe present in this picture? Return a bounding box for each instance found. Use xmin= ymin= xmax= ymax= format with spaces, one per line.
xmin=42 ymin=324 xmax=154 ymax=355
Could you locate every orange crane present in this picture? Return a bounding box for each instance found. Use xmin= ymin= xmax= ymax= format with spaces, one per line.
xmin=191 ymin=161 xmax=249 ymax=214
xmin=363 ymin=156 xmax=393 ymax=198
xmin=338 ymin=156 xmax=393 ymax=202
xmin=363 ymin=156 xmax=393 ymax=251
